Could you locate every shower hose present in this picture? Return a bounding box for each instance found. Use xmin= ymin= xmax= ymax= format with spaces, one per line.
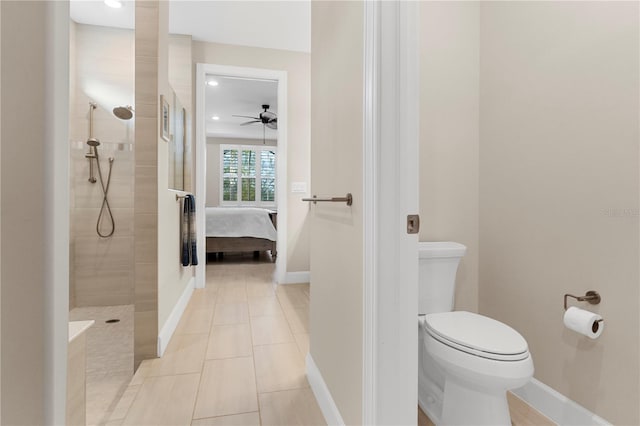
xmin=95 ymin=151 xmax=116 ymax=238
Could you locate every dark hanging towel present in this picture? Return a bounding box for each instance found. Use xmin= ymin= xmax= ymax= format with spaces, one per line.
xmin=187 ymin=194 xmax=198 ymax=266
xmin=181 ymin=195 xmax=198 ymax=266
xmin=181 ymin=195 xmax=191 ymax=266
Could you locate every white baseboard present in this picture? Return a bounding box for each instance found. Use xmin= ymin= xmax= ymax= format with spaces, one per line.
xmin=281 ymin=271 xmax=310 ymax=284
xmin=157 ymin=276 xmax=195 ymax=357
xmin=512 ymin=378 xmax=611 ymax=426
xmin=306 ymin=354 xmax=345 ymax=426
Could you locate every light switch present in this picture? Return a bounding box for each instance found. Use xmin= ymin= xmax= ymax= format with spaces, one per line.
xmin=291 ymin=182 xmax=307 ymax=193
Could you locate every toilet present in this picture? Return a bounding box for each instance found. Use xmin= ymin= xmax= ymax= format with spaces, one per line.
xmin=418 ymin=242 xmax=534 ymax=426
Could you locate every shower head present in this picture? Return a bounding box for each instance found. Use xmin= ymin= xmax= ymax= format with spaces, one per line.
xmin=113 ymin=105 xmax=134 ymax=120
xmin=87 ymin=138 xmax=101 ymax=147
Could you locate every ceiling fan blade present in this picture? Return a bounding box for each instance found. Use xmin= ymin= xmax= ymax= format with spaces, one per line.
xmin=240 ymin=120 xmax=261 ymax=126
xmin=233 ymin=115 xmax=260 ymax=120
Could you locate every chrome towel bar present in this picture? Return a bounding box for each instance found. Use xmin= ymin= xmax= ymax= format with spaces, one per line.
xmin=302 ymin=193 xmax=353 ymax=206
xmin=175 ymin=193 xmax=193 ymax=201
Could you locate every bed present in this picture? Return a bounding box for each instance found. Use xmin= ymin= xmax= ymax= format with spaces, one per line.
xmin=205 ymin=207 xmax=277 ymax=261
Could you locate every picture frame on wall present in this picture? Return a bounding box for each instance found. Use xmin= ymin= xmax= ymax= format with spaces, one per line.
xmin=161 ymin=95 xmax=170 ymax=142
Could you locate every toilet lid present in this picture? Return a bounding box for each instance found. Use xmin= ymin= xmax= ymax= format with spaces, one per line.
xmin=424 ymin=311 xmax=529 ymax=361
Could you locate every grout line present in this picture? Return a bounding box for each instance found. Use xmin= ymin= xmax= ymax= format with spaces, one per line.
xmin=248 ymin=302 xmax=264 ymax=425
xmin=275 ymin=288 xmax=306 ymax=361
xmin=189 ymin=293 xmax=218 ymax=423
xmin=145 ymin=370 xmax=209 ymax=379
xmin=256 ymin=386 xmax=312 ymax=397
xmin=192 ymin=410 xmax=261 ymax=422
xmin=115 ymin=383 xmax=143 ymax=424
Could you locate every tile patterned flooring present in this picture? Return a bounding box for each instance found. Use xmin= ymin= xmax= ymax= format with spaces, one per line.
xmin=69 ymin=304 xmax=134 ymax=426
xmin=106 ymin=262 xmax=326 ymax=425
xmin=85 ymin=259 xmax=554 ymax=426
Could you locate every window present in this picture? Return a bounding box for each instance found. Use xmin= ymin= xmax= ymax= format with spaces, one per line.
xmin=220 ymin=145 xmax=277 ymax=207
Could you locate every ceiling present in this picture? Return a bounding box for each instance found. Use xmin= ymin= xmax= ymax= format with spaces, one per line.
xmin=69 ymin=0 xmax=310 ymax=52
xmin=70 ymin=0 xmax=303 ymax=141
xmin=170 ymin=1 xmax=309 ymax=53
xmin=205 ymin=76 xmax=278 ymax=140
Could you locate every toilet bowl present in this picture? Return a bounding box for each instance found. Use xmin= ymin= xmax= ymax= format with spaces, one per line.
xmin=418 ymin=243 xmax=534 ymax=425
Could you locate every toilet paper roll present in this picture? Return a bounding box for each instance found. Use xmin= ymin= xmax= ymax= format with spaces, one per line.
xmin=563 ymin=306 xmax=604 ymax=339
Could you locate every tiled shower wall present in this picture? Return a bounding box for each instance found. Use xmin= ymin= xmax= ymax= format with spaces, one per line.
xmin=69 ymin=22 xmax=135 ymax=308
xmin=133 ymin=0 xmax=162 ymax=366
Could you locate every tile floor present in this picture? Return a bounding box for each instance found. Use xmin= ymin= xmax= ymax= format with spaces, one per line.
xmin=106 ymin=260 xmax=326 ymax=425
xmin=69 ymin=304 xmax=134 ymax=426
xmin=96 ymin=257 xmax=554 ymax=426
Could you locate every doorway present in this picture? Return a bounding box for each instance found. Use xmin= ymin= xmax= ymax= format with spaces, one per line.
xmin=195 ymin=64 xmax=288 ymax=288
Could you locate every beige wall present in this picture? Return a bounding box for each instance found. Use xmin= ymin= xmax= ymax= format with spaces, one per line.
xmin=135 ymin=2 xmax=199 ymax=364
xmin=0 ymin=2 xmax=3 ymax=418
xmin=205 ymin=137 xmax=277 ymax=208
xmin=158 ymin=32 xmax=196 ymax=332
xmin=192 ymin=41 xmax=310 ymax=272
xmin=69 ymin=23 xmax=135 ymax=307
xmin=478 ymin=3 xmax=639 ymax=424
xmin=419 ymin=2 xmax=479 ymax=313
xmin=420 ymin=2 xmax=639 ymax=422
xmin=1 ymin=2 xmax=47 ymax=423
xmin=1 ymin=3 xmax=68 ymax=421
xmin=69 ymin=18 xmax=76 ymax=310
xmin=309 ymin=2 xmax=363 ymax=424
xmin=134 ymin=1 xmax=161 ymax=366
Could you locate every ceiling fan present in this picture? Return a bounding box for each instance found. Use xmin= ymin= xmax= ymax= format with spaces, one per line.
xmin=233 ymin=104 xmax=278 ymax=130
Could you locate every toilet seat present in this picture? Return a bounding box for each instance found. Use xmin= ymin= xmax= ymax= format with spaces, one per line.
xmin=424 ymin=311 xmax=529 ymax=361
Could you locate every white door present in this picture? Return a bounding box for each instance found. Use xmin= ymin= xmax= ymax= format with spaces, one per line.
xmin=307 ymin=2 xmax=419 ymax=425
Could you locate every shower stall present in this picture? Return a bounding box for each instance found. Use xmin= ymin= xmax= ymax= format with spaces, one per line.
xmin=69 ymin=21 xmax=136 ymax=426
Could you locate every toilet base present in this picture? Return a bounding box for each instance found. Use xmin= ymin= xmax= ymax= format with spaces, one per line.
xmin=441 ymin=377 xmax=511 ymax=426
xmin=418 ymin=375 xmax=443 ymax=425
xmin=418 ymin=330 xmax=445 ymax=424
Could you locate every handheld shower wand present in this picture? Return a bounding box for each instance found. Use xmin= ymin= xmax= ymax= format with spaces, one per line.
xmin=85 ymin=102 xmax=116 ymax=238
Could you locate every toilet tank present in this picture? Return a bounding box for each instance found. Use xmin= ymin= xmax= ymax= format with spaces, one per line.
xmin=418 ymin=242 xmax=467 ymax=314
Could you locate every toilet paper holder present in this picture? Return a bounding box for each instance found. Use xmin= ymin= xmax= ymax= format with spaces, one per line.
xmin=564 ymin=290 xmax=602 ymax=312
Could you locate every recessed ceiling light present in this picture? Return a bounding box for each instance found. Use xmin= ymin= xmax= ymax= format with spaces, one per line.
xmin=207 ymin=80 xmax=219 ymax=87
xmin=104 ymin=0 xmax=123 ymax=9
xmin=212 ymin=116 xmax=220 ymax=121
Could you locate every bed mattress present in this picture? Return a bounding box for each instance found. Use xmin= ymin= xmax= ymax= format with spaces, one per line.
xmin=205 ymin=207 xmax=277 ymax=241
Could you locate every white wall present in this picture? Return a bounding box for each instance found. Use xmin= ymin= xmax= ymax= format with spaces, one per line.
xmin=205 ymin=137 xmax=277 ymax=207
xmin=309 ymin=3 xmax=363 ymax=424
xmin=419 ymin=2 xmax=479 ymax=313
xmin=478 ymin=3 xmax=639 ymax=423
xmin=192 ymin=41 xmax=310 ymax=272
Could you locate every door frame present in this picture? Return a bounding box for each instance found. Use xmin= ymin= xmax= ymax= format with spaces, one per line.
xmin=195 ymin=64 xmax=288 ymax=288
xmin=362 ymin=1 xmax=420 ymax=424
